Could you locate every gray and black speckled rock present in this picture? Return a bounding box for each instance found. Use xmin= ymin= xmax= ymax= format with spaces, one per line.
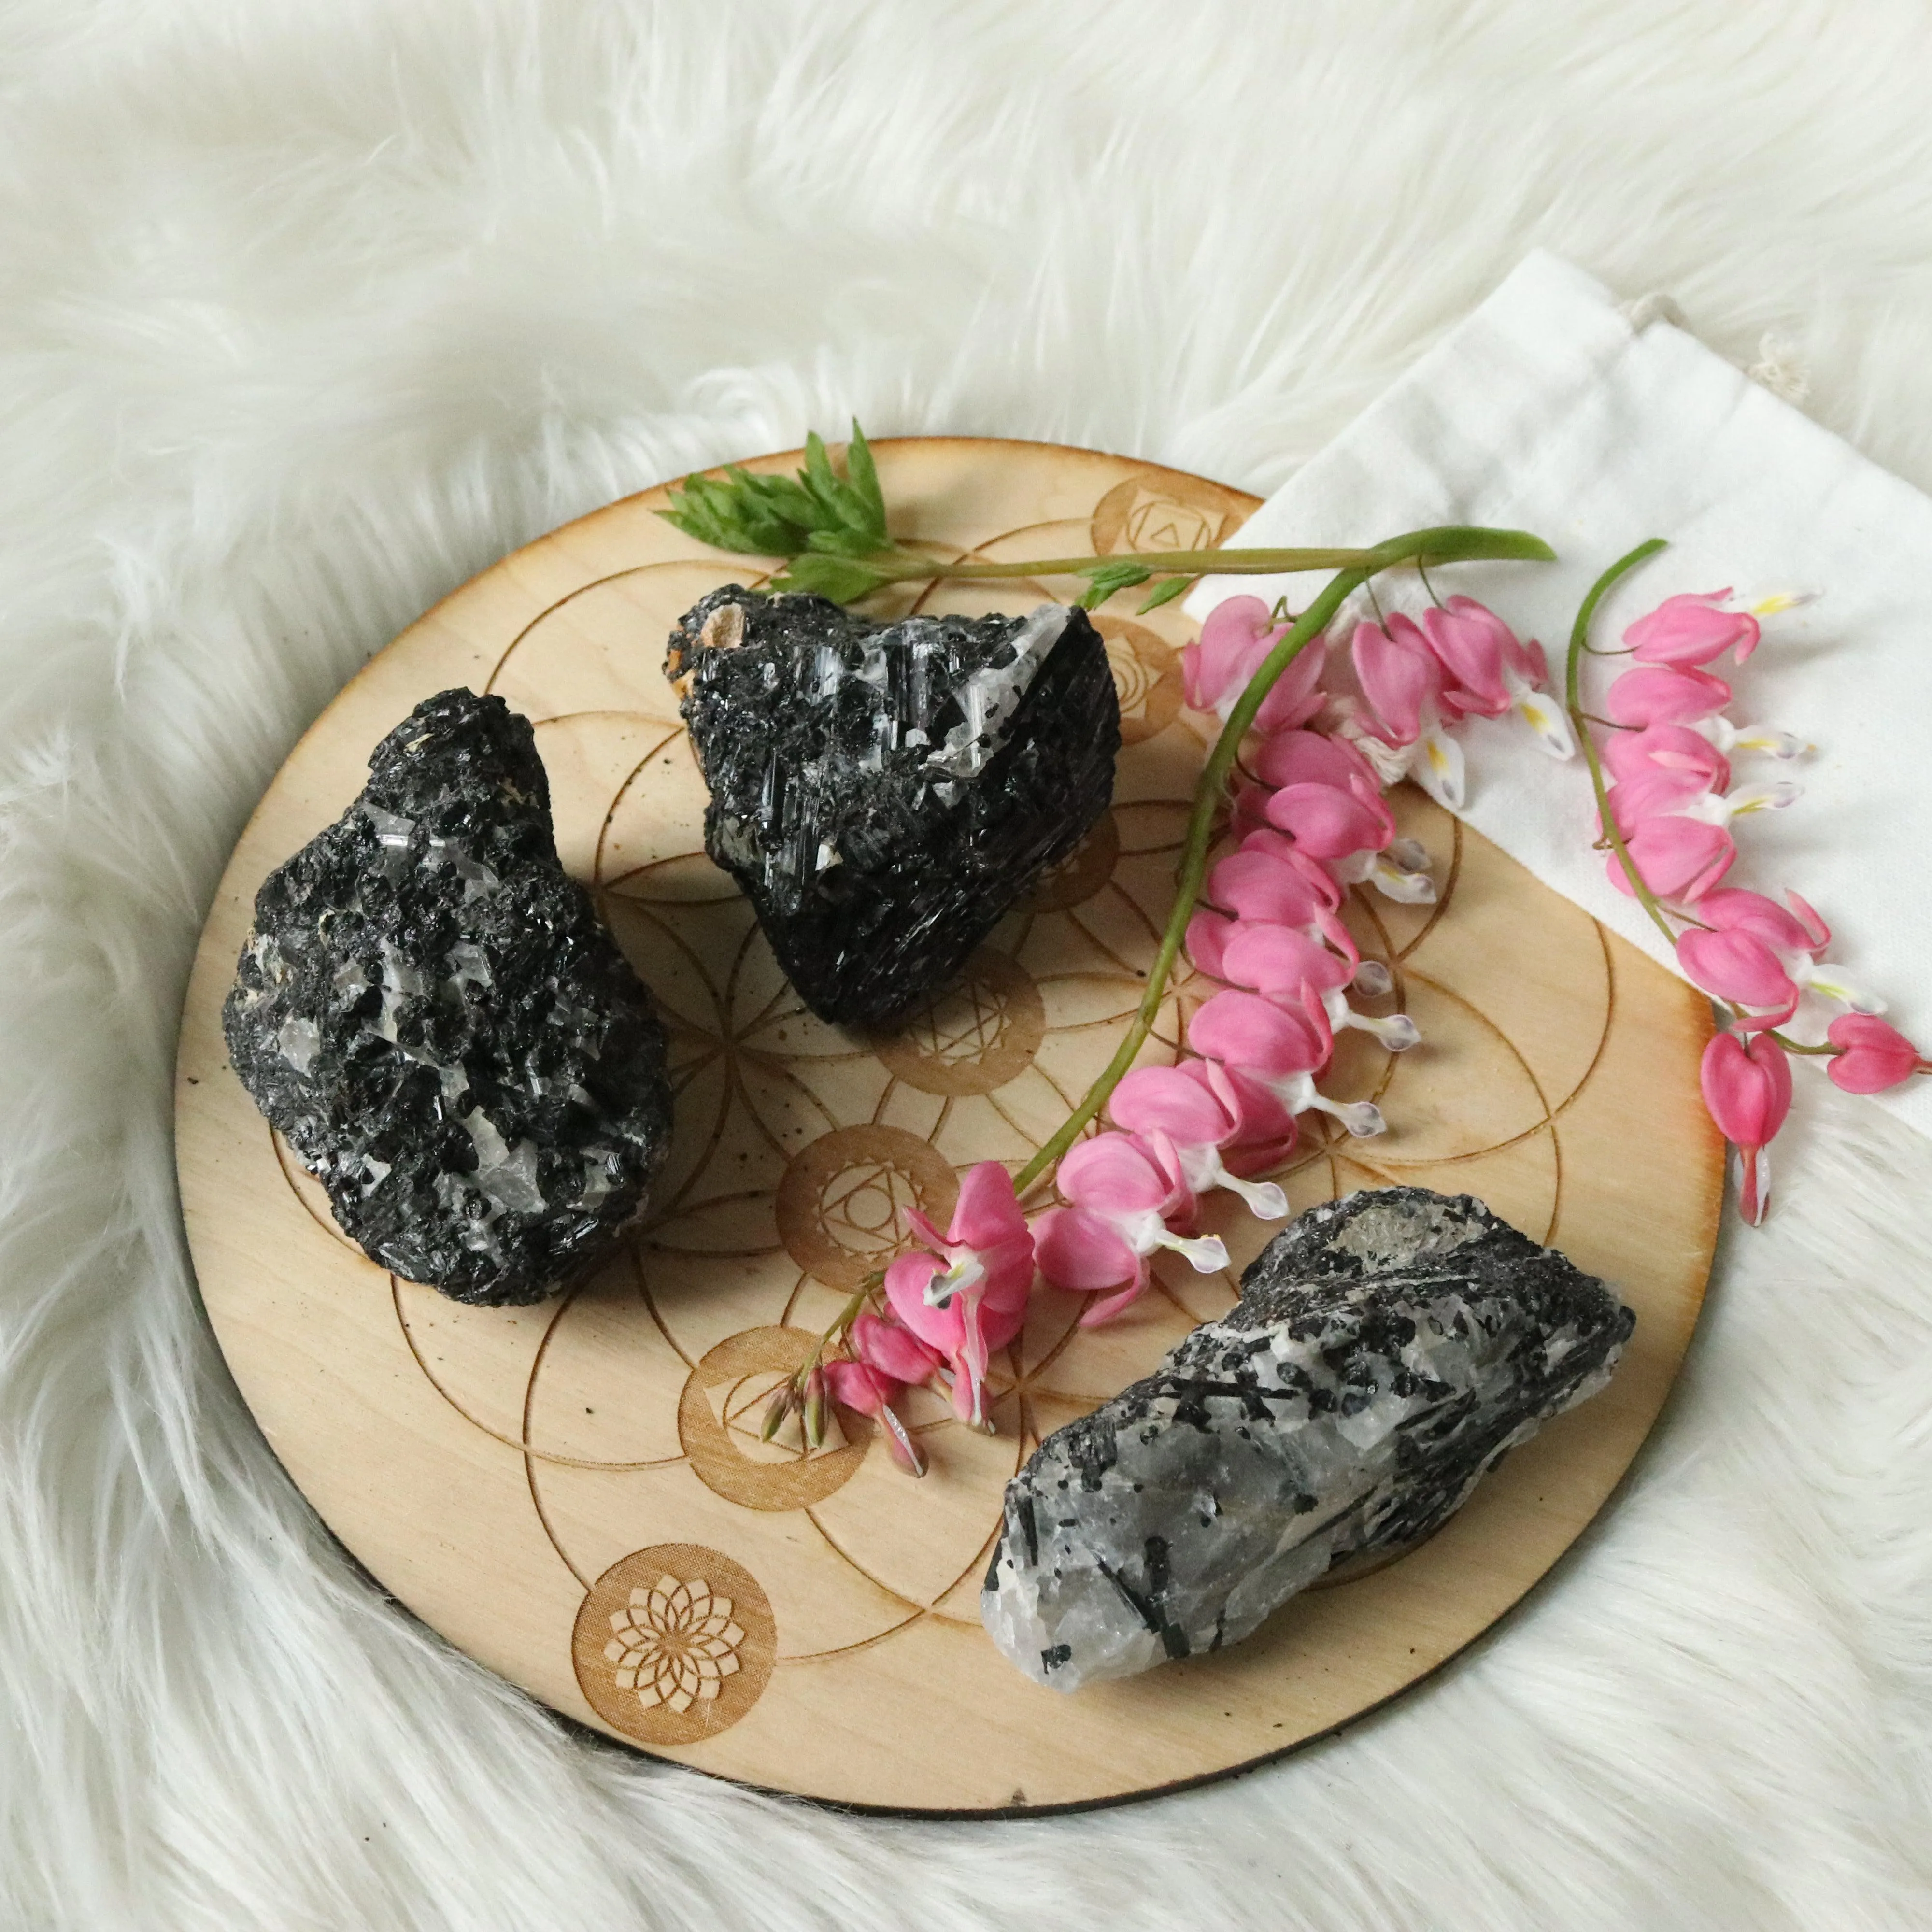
xmin=222 ymin=688 xmax=672 ymax=1306
xmin=668 ymin=586 xmax=1119 ymax=1028
xmin=981 ymin=1188 xmax=1634 ymax=1690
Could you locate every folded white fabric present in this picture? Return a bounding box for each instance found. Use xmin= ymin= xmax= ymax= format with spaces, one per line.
xmin=1187 ymin=249 xmax=1932 ymax=1140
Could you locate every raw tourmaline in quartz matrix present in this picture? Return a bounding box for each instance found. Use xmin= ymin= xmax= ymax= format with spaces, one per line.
xmin=981 ymin=1188 xmax=1635 ymax=1690
xmin=668 ymin=586 xmax=1119 ymax=1028
xmin=223 ymin=688 xmax=672 ymax=1306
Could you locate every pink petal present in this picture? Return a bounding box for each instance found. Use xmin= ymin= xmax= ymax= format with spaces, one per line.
xmin=1610 ymin=816 xmax=1735 ymax=901
xmin=1035 ymin=1207 xmax=1141 ymax=1292
xmin=901 ymin=1206 xmax=949 ymax=1254
xmin=1603 ymin=767 xmax=1716 ymax=834
xmin=1208 ymin=847 xmax=1332 ymax=927
xmin=825 ymin=1358 xmax=892 ymax=1414
xmin=1420 ymin=597 xmax=1514 ymax=715
xmin=1215 ymin=1063 xmax=1301 ymax=1146
xmin=1601 ymin=724 xmax=1731 ymax=792
xmin=1250 ymin=727 xmax=1378 ymax=796
xmin=948 ymin=1160 xmax=1025 ymax=1249
xmin=1676 ymin=928 xmax=1799 ymax=1019
xmin=1077 ymin=1277 xmax=1151 ymax=1327
xmin=1624 ymin=591 xmax=1760 ymax=668
xmin=1783 ymin=888 xmax=1831 ymax=951
xmin=1264 ymin=781 xmax=1393 ymax=859
xmin=1185 ymin=596 xmax=1281 ymax=712
xmin=1695 ymin=887 xmax=1814 ymax=954
xmin=1253 ymin=634 xmax=1330 ymax=734
xmin=883 ymin=1251 xmax=960 ymax=1351
xmin=1110 ymin=1064 xmax=1236 ymax=1147
xmin=850 ymin=1310 xmax=942 ymax=1385
xmin=1603 ymin=665 xmax=1732 ymax=728
xmin=1700 ymin=1030 xmax=1792 ymax=1146
xmin=1350 ymin=618 xmax=1433 ymax=745
xmin=1826 ymin=1014 xmax=1926 ymax=1094
xmin=1220 ymin=922 xmax=1354 ymax=997
xmin=1190 ymin=987 xmax=1331 ymax=1078
xmin=1187 ymin=909 xmax=1234 ymax=979
xmin=1054 ymin=1131 xmax=1171 ymax=1214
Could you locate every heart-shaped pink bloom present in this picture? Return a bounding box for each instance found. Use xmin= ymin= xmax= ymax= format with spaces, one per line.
xmin=1219 ymin=921 xmax=1355 ymax=998
xmin=1601 ymin=724 xmax=1731 ymax=792
xmin=849 ymin=1309 xmax=943 ymax=1385
xmin=1602 ymin=766 xmax=1718 ymax=834
xmin=1419 ymin=596 xmax=1530 ymax=717
xmin=1624 ymin=590 xmax=1759 ymax=668
xmin=1109 ymin=1062 xmax=1291 ymax=1221
xmin=1694 ymin=887 xmax=1825 ymax=957
xmin=1207 ymin=846 xmax=1335 ymax=928
xmin=1036 ymin=1131 xmax=1227 ymax=1325
xmin=1351 ymin=615 xmax=1441 ymax=745
xmin=1675 ymin=927 xmax=1799 ymax=1028
xmin=1604 ymin=664 xmax=1733 ymax=728
xmin=824 ymin=1358 xmax=928 ymax=1475
xmin=1264 ymin=781 xmax=1395 ymax=859
xmin=885 ymin=1162 xmax=1034 ymax=1428
xmin=1250 ymin=727 xmax=1381 ymax=797
xmin=1184 ymin=599 xmax=1331 ymax=731
xmin=1825 ymin=1014 xmax=1931 ymax=1094
xmin=1189 ymin=986 xmax=1332 ymax=1077
xmin=1700 ymin=1031 xmax=1792 ymax=1224
xmin=1609 ymin=815 xmax=1735 ymax=902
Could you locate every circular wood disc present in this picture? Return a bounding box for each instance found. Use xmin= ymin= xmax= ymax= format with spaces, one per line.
xmin=175 ymin=438 xmax=1722 ymax=1815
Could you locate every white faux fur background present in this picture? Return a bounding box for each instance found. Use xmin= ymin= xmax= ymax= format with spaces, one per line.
xmin=4 ymin=2 xmax=1932 ymax=1926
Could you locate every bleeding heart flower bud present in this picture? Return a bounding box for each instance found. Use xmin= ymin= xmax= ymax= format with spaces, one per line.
xmin=1825 ymin=1014 xmax=1931 ymax=1094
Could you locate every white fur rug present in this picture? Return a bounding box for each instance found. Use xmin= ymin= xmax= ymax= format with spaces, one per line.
xmin=4 ymin=2 xmax=1931 ymax=1926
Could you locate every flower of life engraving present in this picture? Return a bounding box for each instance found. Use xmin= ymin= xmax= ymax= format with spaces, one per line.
xmin=229 ymin=445 xmax=1657 ymax=1800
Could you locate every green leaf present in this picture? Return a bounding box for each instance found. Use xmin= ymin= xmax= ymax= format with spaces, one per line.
xmin=1072 ymin=560 xmax=1152 ymax=609
xmin=771 ymin=552 xmax=891 ymax=602
xmin=843 ymin=420 xmax=888 ymax=542
xmin=1136 ymin=574 xmax=1195 ymax=613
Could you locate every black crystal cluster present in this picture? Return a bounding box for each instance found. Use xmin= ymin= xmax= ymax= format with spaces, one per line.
xmin=982 ymin=1187 xmax=1635 ymax=1688
xmin=668 ymin=586 xmax=1120 ymax=1027
xmin=223 ymin=688 xmax=673 ymax=1306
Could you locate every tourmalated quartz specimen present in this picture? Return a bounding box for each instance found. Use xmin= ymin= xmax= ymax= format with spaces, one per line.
xmin=223 ymin=688 xmax=672 ymax=1306
xmin=668 ymin=586 xmax=1119 ymax=1027
xmin=981 ymin=1187 xmax=1635 ymax=1690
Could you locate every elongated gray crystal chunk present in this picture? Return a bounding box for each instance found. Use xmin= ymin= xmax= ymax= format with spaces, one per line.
xmin=223 ymin=688 xmax=672 ymax=1306
xmin=981 ymin=1188 xmax=1634 ymax=1690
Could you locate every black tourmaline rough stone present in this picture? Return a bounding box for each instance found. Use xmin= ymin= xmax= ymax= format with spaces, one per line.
xmin=222 ymin=688 xmax=673 ymax=1306
xmin=981 ymin=1188 xmax=1635 ymax=1689
xmin=668 ymin=587 xmax=1120 ymax=1027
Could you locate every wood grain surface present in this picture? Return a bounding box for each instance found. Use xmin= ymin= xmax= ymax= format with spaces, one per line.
xmin=174 ymin=438 xmax=1722 ymax=1814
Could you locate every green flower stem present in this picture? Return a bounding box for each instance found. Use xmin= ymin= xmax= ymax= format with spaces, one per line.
xmin=1564 ymin=539 xmax=1679 ymax=949
xmin=864 ymin=545 xmax=1377 ymax=585
xmin=1011 ymin=523 xmax=1555 ymax=1195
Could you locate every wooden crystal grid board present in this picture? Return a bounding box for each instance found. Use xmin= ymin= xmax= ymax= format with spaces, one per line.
xmin=175 ymin=439 xmax=1722 ymax=1814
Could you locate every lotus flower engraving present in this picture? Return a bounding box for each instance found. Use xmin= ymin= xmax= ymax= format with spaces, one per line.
xmin=603 ymin=1575 xmax=745 ymax=1713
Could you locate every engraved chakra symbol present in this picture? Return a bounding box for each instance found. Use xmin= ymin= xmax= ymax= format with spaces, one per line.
xmin=604 ymin=1575 xmax=746 ymax=1714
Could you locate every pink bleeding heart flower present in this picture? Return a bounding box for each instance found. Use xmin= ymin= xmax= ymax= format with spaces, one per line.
xmin=1184 ymin=597 xmax=1332 ymax=732
xmin=1035 ymin=1132 xmax=1228 ymax=1327
xmin=1109 ymin=1062 xmax=1290 ymax=1220
xmin=1825 ymin=1014 xmax=1932 ymax=1094
xmin=1188 ymin=987 xmax=1385 ymax=1138
xmin=1207 ymin=843 xmax=1340 ymax=929
xmin=1250 ymin=727 xmax=1383 ymax=797
xmin=1350 ymin=615 xmax=1468 ymax=809
xmin=1608 ymin=815 xmax=1736 ymax=902
xmin=1421 ymin=596 xmax=1575 ymax=758
xmin=1603 ymin=664 xmax=1733 ymax=728
xmin=1686 ymin=888 xmax=1875 ymax=1013
xmin=1264 ymin=781 xmax=1395 ymax=861
xmin=1602 ymin=766 xmax=1721 ymax=834
xmin=1676 ymin=926 xmax=1799 ymax=1031
xmin=1699 ymin=1031 xmax=1792 ymax=1225
xmin=824 ymin=1357 xmax=929 ymax=1476
xmin=1219 ymin=921 xmax=1420 ymax=1052
xmin=849 ymin=1309 xmax=943 ymax=1385
xmin=1601 ymin=723 xmax=1731 ymax=793
xmin=1624 ymin=590 xmax=1759 ymax=668
xmin=884 ymin=1162 xmax=1034 ymax=1429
